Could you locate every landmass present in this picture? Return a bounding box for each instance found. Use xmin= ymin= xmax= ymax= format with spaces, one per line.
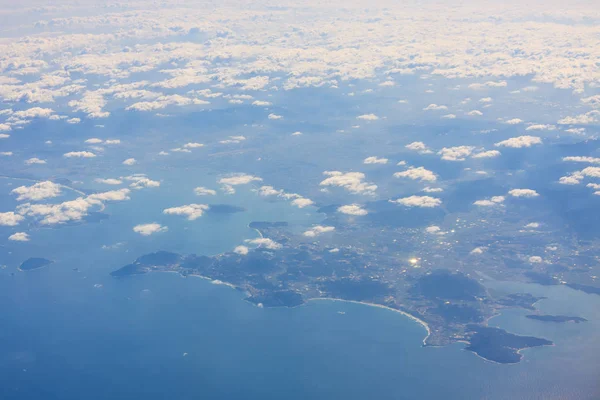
xmin=19 ymin=258 xmax=54 ymax=271
xmin=526 ymin=315 xmax=587 ymax=323
xmin=110 ymin=216 xmax=598 ymax=364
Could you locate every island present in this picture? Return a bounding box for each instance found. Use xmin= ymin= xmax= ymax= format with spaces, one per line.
xmin=526 ymin=315 xmax=587 ymax=323
xmin=19 ymin=257 xmax=54 ymax=271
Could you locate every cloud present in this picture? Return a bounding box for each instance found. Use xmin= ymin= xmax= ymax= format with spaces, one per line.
xmin=442 ymin=114 xmax=456 ymax=119
xmin=194 ymin=187 xmax=217 ymax=196
xmin=394 ymin=166 xmax=437 ymax=182
xmin=303 ymin=225 xmax=335 ymax=237
xmin=133 ymin=223 xmax=168 ymax=236
xmin=124 ymin=175 xmax=160 ymax=189
xmin=291 ymin=197 xmax=314 ymax=208
xmin=423 ymin=104 xmax=447 ymax=111
xmin=495 ymin=136 xmax=542 ymax=148
xmin=558 ymin=175 xmax=581 ymax=185
xmin=525 ymin=222 xmax=540 ymax=229
xmin=425 ymin=226 xmax=441 ymax=234
xmin=13 ymin=107 xmax=54 ymax=119
xmin=505 ymin=118 xmax=523 ymax=125
xmin=12 ymin=181 xmax=62 ymax=201
xmin=390 ymin=195 xmax=442 ymax=208
xmin=508 ymin=189 xmax=539 ymax=198
xmin=558 ymin=111 xmax=599 ymax=125
xmin=320 ymin=171 xmax=377 ymax=195
xmin=85 ymin=138 xmax=103 ymax=144
xmin=234 ymin=245 xmax=249 ymax=255
xmin=467 ymin=110 xmax=483 ymax=116
xmin=122 ymin=158 xmax=137 ymax=165
xmin=528 ymin=256 xmax=543 ymax=263
xmin=356 ymin=114 xmax=379 ymax=120
xmin=468 ymin=81 xmax=507 ymax=89
xmin=562 ymin=156 xmax=600 ymax=164
xmin=423 ymin=187 xmax=443 ymax=193
xmin=405 ymin=141 xmax=432 ymax=154
xmin=0 ymin=212 xmax=24 ymax=226
xmin=64 ymin=151 xmax=96 ymax=158
xmin=268 ymin=113 xmax=283 ymax=120
xmin=25 ymin=158 xmax=46 ymax=165
xmin=8 ymin=232 xmax=30 ymax=241
xmin=363 ymin=156 xmax=388 ymax=165
xmin=438 ymin=146 xmax=475 ymax=161
xmin=470 ymin=247 xmax=485 ymax=255
xmin=526 ymin=124 xmax=556 ymax=131
xmin=95 ymin=178 xmax=123 ymax=185
xmin=163 ymin=204 xmax=209 ymax=220
xmin=337 ymin=204 xmax=368 ymax=216
xmin=245 ymin=237 xmax=281 ymax=249
xmin=252 ymin=100 xmax=272 ymax=106
xmin=472 ymin=150 xmax=501 ymax=158
xmin=473 ymin=196 xmax=505 ymax=206
xmin=183 ymin=142 xmax=204 ymax=149
xmin=291 ymin=131 xmax=302 ymax=136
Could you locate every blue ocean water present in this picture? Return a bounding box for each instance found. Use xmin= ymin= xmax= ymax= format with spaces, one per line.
xmin=1 ymin=183 xmax=599 ymax=399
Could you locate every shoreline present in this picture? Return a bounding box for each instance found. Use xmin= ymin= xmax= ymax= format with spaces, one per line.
xmin=309 ymin=298 xmax=431 ymax=345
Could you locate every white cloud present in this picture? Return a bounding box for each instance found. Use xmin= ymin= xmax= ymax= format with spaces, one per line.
xmin=529 ymin=256 xmax=543 ymax=263
xmin=495 ymin=136 xmax=542 ymax=148
xmin=291 ymin=197 xmax=314 ymax=208
xmin=526 ymin=124 xmax=556 ymax=131
xmin=562 ymin=156 xmax=600 ymax=164
xmin=234 ymin=245 xmax=249 ymax=255
xmin=303 ymin=225 xmax=335 ymax=237
xmin=525 ymin=222 xmax=540 ymax=229
xmin=252 ymin=100 xmax=272 ymax=106
xmin=405 ymin=141 xmax=432 ymax=154
xmin=390 ymin=195 xmax=442 ymax=208
xmin=64 ymin=151 xmax=96 ymax=158
xmin=291 ymin=131 xmax=302 ymax=136
xmin=125 ymin=175 xmax=160 ymax=189
xmin=25 ymin=158 xmax=46 ymax=165
xmin=423 ymin=104 xmax=447 ymax=111
xmin=8 ymin=232 xmax=30 ymax=242
xmin=473 ymin=196 xmax=505 ymax=206
xmin=505 ymin=118 xmax=523 ymax=125
xmin=394 ymin=166 xmax=437 ymax=182
xmin=364 ymin=156 xmax=388 ymax=165
xmin=245 ymin=237 xmax=281 ymax=249
xmin=470 ymin=247 xmax=485 ymax=255
xmin=472 ymin=150 xmax=501 ymax=158
xmin=268 ymin=113 xmax=283 ymax=120
xmin=356 ymin=114 xmax=379 ymax=120
xmin=183 ymin=142 xmax=204 ymax=149
xmin=85 ymin=138 xmax=103 ymax=144
xmin=320 ymin=171 xmax=377 ymax=195
xmin=467 ymin=110 xmax=483 ymax=116
xmin=438 ymin=146 xmax=475 ymax=161
xmin=0 ymin=212 xmax=24 ymax=226
xmin=509 ymin=189 xmax=539 ymax=198
xmin=133 ymin=223 xmax=168 ymax=236
xmin=425 ymin=226 xmax=441 ymax=234
xmin=558 ymin=111 xmax=599 ymax=125
xmin=122 ymin=158 xmax=137 ymax=165
xmin=422 ymin=187 xmax=443 ymax=193
xmin=194 ymin=187 xmax=217 ymax=196
xmin=13 ymin=107 xmax=54 ymax=119
xmin=95 ymin=178 xmax=123 ymax=185
xmin=11 ymin=181 xmax=62 ymax=201
xmin=337 ymin=204 xmax=368 ymax=216
xmin=163 ymin=204 xmax=209 ymax=220
xmin=468 ymin=81 xmax=507 ymax=89
xmin=442 ymin=114 xmax=456 ymax=119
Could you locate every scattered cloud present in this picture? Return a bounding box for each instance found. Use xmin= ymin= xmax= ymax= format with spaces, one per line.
xmin=390 ymin=195 xmax=442 ymax=208
xmin=337 ymin=204 xmax=368 ymax=216
xmin=133 ymin=223 xmax=168 ymax=236
xmin=495 ymin=136 xmax=542 ymax=148
xmin=163 ymin=204 xmax=209 ymax=220
xmin=508 ymin=189 xmax=539 ymax=198
xmin=8 ymin=232 xmax=30 ymax=241
xmin=364 ymin=156 xmax=388 ymax=165
xmin=11 ymin=181 xmax=62 ymax=201
xmin=304 ymin=225 xmax=335 ymax=237
xmin=394 ymin=166 xmax=437 ymax=182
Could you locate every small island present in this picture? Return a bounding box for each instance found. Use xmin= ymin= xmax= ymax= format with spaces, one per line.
xmin=465 ymin=325 xmax=553 ymax=364
xmin=526 ymin=315 xmax=587 ymax=323
xmin=19 ymin=257 xmax=54 ymax=271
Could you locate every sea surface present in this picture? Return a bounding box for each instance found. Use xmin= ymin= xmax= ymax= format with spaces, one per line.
xmin=0 ymin=182 xmax=599 ymax=400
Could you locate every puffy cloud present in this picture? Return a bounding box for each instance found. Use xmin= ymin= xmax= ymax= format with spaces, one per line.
xmin=473 ymin=196 xmax=505 ymax=207
xmin=0 ymin=212 xmax=24 ymax=226
xmin=291 ymin=197 xmax=314 ymax=208
xmin=423 ymin=104 xmax=447 ymax=111
xmin=495 ymin=136 xmax=542 ymax=148
xmin=194 ymin=187 xmax=217 ymax=196
xmin=356 ymin=114 xmax=379 ymax=120
xmin=472 ymin=150 xmax=501 ymax=158
xmin=425 ymin=225 xmax=441 ymax=234
xmin=234 ymin=245 xmax=249 ymax=255
xmin=423 ymin=187 xmax=443 ymax=193
xmin=183 ymin=142 xmax=204 ymax=149
xmin=124 ymin=175 xmax=160 ymax=189
xmin=405 ymin=141 xmax=432 ymax=154
xmin=220 ymin=135 xmax=246 ymax=144
xmin=581 ymin=167 xmax=600 ymax=178
xmin=163 ymin=204 xmax=209 ymax=220
xmin=442 ymin=114 xmax=456 ymax=119
xmin=291 ymin=131 xmax=302 ymax=136
xmin=11 ymin=181 xmax=62 ymax=201
xmin=558 ymin=111 xmax=598 ymax=125
xmin=13 ymin=107 xmax=54 ymax=119
xmin=525 ymin=222 xmax=540 ymax=229
xmin=127 ymin=95 xmax=208 ymax=112
xmin=303 ymin=225 xmax=335 ymax=237
xmin=64 ymin=151 xmax=96 ymax=158
xmin=25 ymin=158 xmax=46 ymax=165
xmin=85 ymin=138 xmax=103 ymax=144
xmin=95 ymin=178 xmax=122 ymax=186
xmin=320 ymin=171 xmax=377 ymax=195
xmin=528 ymin=256 xmax=543 ymax=263
xmin=467 ymin=110 xmax=483 ymax=116
xmin=394 ymin=166 xmax=437 ymax=182
xmin=133 ymin=223 xmax=168 ymax=236
xmin=438 ymin=146 xmax=475 ymax=161
xmin=122 ymin=158 xmax=137 ymax=166
xmin=245 ymin=237 xmax=281 ymax=249
xmin=8 ymin=232 xmax=30 ymax=242
xmin=390 ymin=195 xmax=442 ymax=208
xmin=508 ymin=189 xmax=539 ymax=198
xmin=268 ymin=113 xmax=283 ymax=120
xmin=505 ymin=118 xmax=523 ymax=125
xmin=337 ymin=204 xmax=368 ymax=216
xmin=252 ymin=100 xmax=272 ymax=106
xmin=468 ymin=81 xmax=507 ymax=89
xmin=559 ymin=175 xmax=582 ymax=185
xmin=364 ymin=156 xmax=388 ymax=165
xmin=470 ymin=247 xmax=485 ymax=255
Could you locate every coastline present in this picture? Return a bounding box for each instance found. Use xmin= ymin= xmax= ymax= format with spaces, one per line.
xmin=309 ymin=298 xmax=431 ymax=345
